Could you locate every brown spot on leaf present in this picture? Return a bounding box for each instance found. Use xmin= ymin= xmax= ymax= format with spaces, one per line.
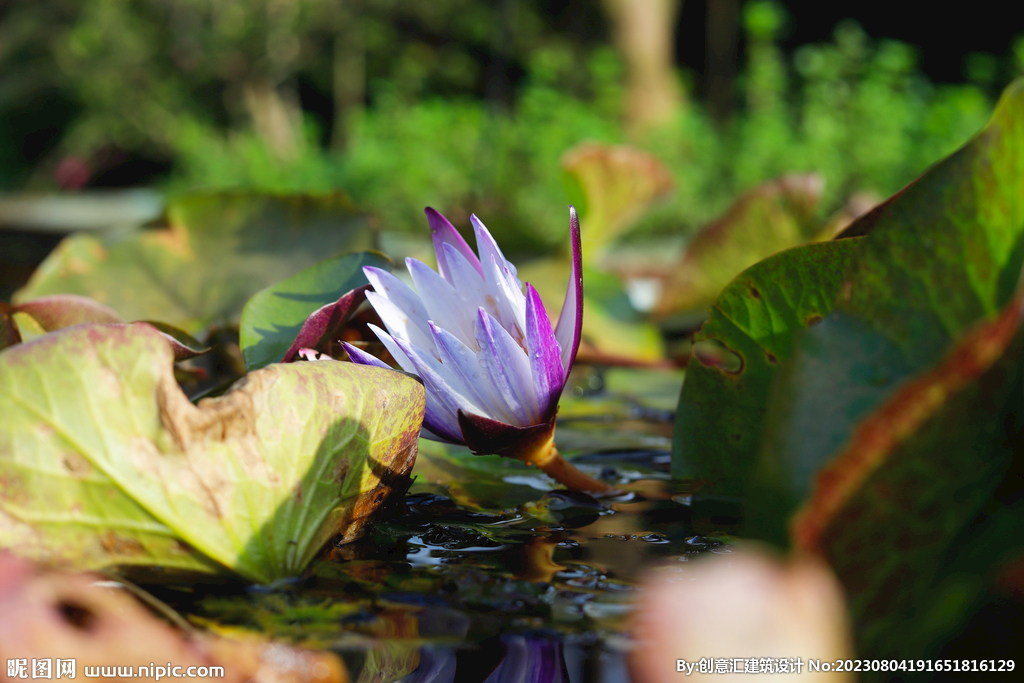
xmin=333 ymin=459 xmax=350 ymax=484
xmin=749 ymin=285 xmax=762 ymax=299
xmin=62 ymin=452 xmax=93 ymax=477
xmin=101 ymin=531 xmax=145 ymax=556
xmin=766 ymin=352 xmax=778 ymax=364
xmin=807 ymin=314 xmax=823 ymax=326
xmin=173 ymin=539 xmax=196 ymax=555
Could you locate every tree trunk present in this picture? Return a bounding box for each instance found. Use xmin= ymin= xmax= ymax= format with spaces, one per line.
xmin=601 ymin=0 xmax=683 ymax=135
xmin=332 ymin=6 xmax=365 ymax=151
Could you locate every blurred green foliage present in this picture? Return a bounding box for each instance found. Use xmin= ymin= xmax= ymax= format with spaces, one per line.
xmin=0 ymin=0 xmax=1014 ymax=252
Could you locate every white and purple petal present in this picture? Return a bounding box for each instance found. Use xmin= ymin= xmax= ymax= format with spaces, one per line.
xmin=553 ymin=206 xmax=584 ymax=377
xmin=430 ymin=322 xmax=519 ymax=426
xmin=524 ymin=284 xmax=565 ymax=420
xmin=388 ymin=334 xmax=486 ymax=437
xmin=341 ymin=342 xmax=392 ymax=370
xmin=364 ymin=291 xmax=435 ymax=356
xmin=470 ymin=214 xmax=519 ymax=281
xmin=346 ymin=335 xmax=462 ymax=442
xmin=366 ymin=323 xmax=417 ymax=374
xmin=406 ymin=257 xmax=477 ymax=347
xmin=426 ymin=207 xmax=482 ymax=281
xmin=475 ymin=309 xmax=540 ymax=425
xmin=471 ymin=215 xmax=527 ymax=338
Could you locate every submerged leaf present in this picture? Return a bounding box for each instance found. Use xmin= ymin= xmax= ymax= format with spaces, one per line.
xmin=0 ymin=324 xmax=424 ymax=583
xmin=15 ymin=193 xmax=374 ymax=335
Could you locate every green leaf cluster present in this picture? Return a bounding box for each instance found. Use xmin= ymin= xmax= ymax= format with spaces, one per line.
xmin=673 ymin=78 xmax=1024 ymax=657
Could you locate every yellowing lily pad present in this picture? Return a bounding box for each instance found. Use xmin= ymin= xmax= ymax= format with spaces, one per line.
xmin=0 ymin=323 xmax=424 ymax=583
xmin=561 ymin=142 xmax=674 ymax=261
xmin=15 ymin=193 xmax=375 ymax=335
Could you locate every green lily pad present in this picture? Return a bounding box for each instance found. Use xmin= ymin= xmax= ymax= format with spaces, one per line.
xmin=722 ymin=77 xmax=1024 ymax=658
xmin=785 ymin=293 xmax=1024 ymax=656
xmin=0 ymin=323 xmax=424 ymax=583
xmin=751 ymin=78 xmax=1024 ymax=542
xmin=671 ymin=239 xmax=863 ymax=492
xmin=239 ymin=251 xmax=390 ymax=371
xmin=657 ymin=174 xmax=824 ymax=316
xmin=15 ymin=193 xmax=374 ymax=336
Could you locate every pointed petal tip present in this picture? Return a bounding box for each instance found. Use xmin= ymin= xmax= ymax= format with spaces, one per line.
xmin=424 ymin=206 xmax=450 ymax=230
xmin=362 ymin=264 xmax=388 ymax=282
xmin=340 ymin=342 xmax=390 ymax=369
xmin=553 ymin=205 xmax=584 ymax=378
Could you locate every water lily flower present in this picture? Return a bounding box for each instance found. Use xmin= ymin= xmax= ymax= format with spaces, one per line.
xmin=343 ymin=207 xmax=610 ymax=494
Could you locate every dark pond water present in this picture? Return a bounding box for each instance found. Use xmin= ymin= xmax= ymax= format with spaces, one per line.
xmin=143 ymin=367 xmax=740 ymax=683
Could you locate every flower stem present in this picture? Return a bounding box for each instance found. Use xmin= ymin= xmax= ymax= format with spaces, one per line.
xmin=527 ymin=440 xmax=614 ymax=495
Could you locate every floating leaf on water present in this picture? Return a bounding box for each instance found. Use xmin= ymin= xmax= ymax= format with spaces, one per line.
xmin=0 ymin=323 xmax=424 ymax=583
xmin=15 ymin=193 xmax=375 ymax=335
xmin=753 ymin=79 xmax=1024 ymax=535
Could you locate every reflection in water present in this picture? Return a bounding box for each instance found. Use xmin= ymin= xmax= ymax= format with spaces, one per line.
xmin=396 ymin=636 xmax=630 ymax=683
xmin=168 ymin=372 xmax=711 ymax=683
xmin=481 ymin=637 xmax=568 ymax=683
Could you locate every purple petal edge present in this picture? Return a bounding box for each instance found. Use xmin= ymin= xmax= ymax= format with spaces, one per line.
xmin=388 ymin=334 xmax=474 ymax=442
xmin=553 ymin=206 xmax=583 ymax=377
xmin=282 ymin=285 xmax=370 ymax=363
xmin=525 ymin=284 xmax=565 ymax=420
xmin=425 ymin=207 xmax=483 ymax=280
xmin=344 ymin=341 xmax=464 ymax=443
xmin=341 ymin=342 xmax=391 ymax=369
